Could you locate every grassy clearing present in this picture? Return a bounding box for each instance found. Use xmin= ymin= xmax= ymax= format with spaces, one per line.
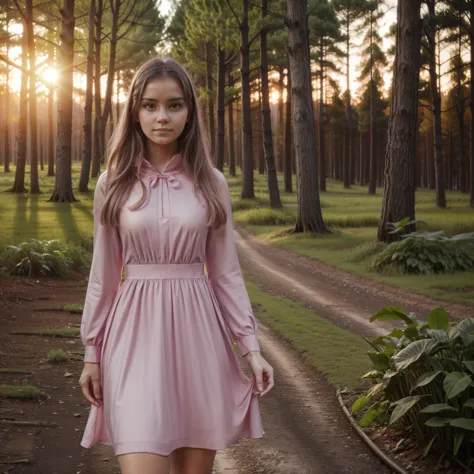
xmin=243 ymin=274 xmax=372 ymax=389
xmin=46 ymin=349 xmax=71 ymax=363
xmin=229 ymin=174 xmax=474 ymax=306
xmin=0 ymin=368 xmax=32 ymax=374
xmin=10 ymin=327 xmax=80 ymax=337
xmin=0 ymin=384 xmax=47 ymax=399
xmin=1 ymin=164 xmax=473 ymax=305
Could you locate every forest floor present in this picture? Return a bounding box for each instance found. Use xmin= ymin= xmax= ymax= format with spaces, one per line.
xmin=0 ymin=227 xmax=472 ymax=474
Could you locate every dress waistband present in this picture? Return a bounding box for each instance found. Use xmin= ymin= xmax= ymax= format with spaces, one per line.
xmin=125 ymin=263 xmax=206 ymax=280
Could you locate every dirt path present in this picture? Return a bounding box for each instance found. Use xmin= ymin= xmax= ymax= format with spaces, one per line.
xmin=0 ymin=276 xmax=390 ymax=474
xmin=235 ymin=226 xmax=474 ymax=340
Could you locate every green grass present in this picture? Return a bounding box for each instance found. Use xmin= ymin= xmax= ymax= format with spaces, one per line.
xmin=46 ymin=349 xmax=71 ymax=363
xmin=228 ymin=174 xmax=474 ymax=307
xmin=244 ymin=274 xmax=372 ymax=389
xmin=60 ymin=304 xmax=84 ymax=314
xmin=10 ymin=327 xmax=81 ymax=337
xmin=1 ymin=164 xmax=473 ymax=305
xmin=0 ymin=368 xmax=32 ymax=374
xmin=0 ymin=384 xmax=47 ymax=399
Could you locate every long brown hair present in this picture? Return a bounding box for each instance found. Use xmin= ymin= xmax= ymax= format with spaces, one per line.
xmin=100 ymin=57 xmax=226 ymax=229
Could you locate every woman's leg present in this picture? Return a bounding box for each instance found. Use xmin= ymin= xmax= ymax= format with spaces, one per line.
xmin=170 ymin=447 xmax=217 ymax=474
xmin=117 ymin=452 xmax=171 ymax=474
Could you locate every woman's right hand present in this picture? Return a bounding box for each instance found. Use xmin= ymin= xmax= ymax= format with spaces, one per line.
xmin=79 ymin=362 xmax=102 ymax=407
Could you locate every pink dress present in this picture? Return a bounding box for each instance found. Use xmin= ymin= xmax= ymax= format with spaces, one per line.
xmin=79 ymin=153 xmax=264 ymax=456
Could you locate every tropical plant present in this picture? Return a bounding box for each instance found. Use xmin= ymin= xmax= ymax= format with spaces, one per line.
xmin=372 ymin=227 xmax=474 ymax=275
xmin=0 ymin=239 xmax=91 ymax=278
xmin=352 ymin=306 xmax=474 ymax=465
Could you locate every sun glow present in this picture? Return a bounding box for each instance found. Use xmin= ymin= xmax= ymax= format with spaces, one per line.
xmin=42 ymin=68 xmax=58 ymax=85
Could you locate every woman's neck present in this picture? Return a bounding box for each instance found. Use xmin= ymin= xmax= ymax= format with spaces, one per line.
xmin=145 ymin=141 xmax=178 ymax=172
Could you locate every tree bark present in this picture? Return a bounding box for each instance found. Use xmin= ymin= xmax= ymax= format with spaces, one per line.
xmin=284 ymin=62 xmax=292 ymax=193
xmin=79 ymin=0 xmax=95 ymax=192
xmin=343 ymin=20 xmax=352 ymax=189
xmin=216 ymin=47 xmax=225 ymax=171
xmin=260 ymin=2 xmax=282 ymax=208
xmin=378 ymin=0 xmax=422 ymax=242
xmin=49 ymin=0 xmax=77 ymax=202
xmin=470 ymin=0 xmax=474 ymax=206
xmin=227 ymin=73 xmax=236 ymax=177
xmin=92 ymin=0 xmax=103 ymax=177
xmin=11 ymin=26 xmax=28 ymax=193
xmin=287 ymin=0 xmax=327 ymax=233
xmin=368 ymin=14 xmax=377 ymax=195
xmin=240 ymin=0 xmax=255 ymax=198
xmin=319 ymin=38 xmax=326 ymax=192
xmin=426 ymin=0 xmax=446 ymax=207
xmin=206 ymin=41 xmax=216 ymax=158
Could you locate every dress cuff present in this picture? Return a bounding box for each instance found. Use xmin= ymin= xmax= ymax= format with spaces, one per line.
xmin=84 ymin=345 xmax=101 ymax=363
xmin=236 ymin=334 xmax=261 ymax=357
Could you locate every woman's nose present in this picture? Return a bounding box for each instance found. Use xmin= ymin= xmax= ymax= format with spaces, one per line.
xmin=155 ymin=107 xmax=169 ymax=123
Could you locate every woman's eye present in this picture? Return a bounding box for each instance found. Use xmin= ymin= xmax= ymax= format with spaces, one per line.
xmin=143 ymin=103 xmax=155 ymax=110
xmin=169 ymin=103 xmax=182 ymax=110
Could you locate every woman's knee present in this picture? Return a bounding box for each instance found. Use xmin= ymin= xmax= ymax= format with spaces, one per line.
xmin=117 ymin=451 xmax=171 ymax=474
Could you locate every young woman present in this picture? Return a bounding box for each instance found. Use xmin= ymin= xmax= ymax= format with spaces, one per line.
xmin=78 ymin=57 xmax=275 ymax=474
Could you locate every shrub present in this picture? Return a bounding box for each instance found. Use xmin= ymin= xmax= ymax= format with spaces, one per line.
xmin=372 ymin=231 xmax=474 ymax=275
xmin=0 ymin=239 xmax=91 ymax=278
xmin=346 ymin=241 xmax=386 ymax=264
xmin=352 ymin=306 xmax=474 ymax=465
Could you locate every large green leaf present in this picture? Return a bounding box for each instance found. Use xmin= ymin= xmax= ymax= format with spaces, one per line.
xmin=359 ymin=407 xmax=385 ymax=427
xmin=425 ymin=416 xmax=453 ymax=427
xmin=370 ymin=306 xmax=414 ymax=326
xmin=389 ymin=396 xmax=420 ymax=425
xmin=454 ymin=432 xmax=465 ymax=456
xmin=393 ymin=339 xmax=438 ymax=371
xmin=419 ymin=403 xmax=458 ymax=415
xmin=457 ymin=318 xmax=474 ymax=347
xmin=427 ymin=308 xmax=449 ymax=330
xmin=412 ymin=370 xmax=442 ymax=391
xmin=463 ymin=361 xmax=474 ymax=375
xmin=368 ymin=352 xmax=390 ymax=371
xmin=449 ymin=418 xmax=474 ymax=431
xmin=463 ymin=399 xmax=474 ymax=408
xmin=443 ymin=372 xmax=472 ymax=399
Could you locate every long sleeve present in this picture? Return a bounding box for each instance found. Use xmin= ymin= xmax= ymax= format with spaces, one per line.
xmin=81 ymin=171 xmax=124 ymax=363
xmin=205 ymin=169 xmax=260 ymax=357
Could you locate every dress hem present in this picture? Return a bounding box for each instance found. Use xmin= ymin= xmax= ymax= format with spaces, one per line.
xmin=80 ymin=432 xmax=265 ymax=457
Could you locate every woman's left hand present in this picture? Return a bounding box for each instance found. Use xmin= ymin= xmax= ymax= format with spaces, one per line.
xmin=244 ymin=351 xmax=274 ymax=397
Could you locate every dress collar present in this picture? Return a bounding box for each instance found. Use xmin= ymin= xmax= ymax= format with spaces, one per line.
xmin=135 ymin=153 xmax=184 ymax=189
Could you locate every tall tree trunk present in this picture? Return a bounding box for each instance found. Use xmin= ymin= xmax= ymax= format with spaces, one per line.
xmin=25 ymin=0 xmax=40 ymax=193
xmin=49 ymin=0 xmax=77 ymax=202
xmin=319 ymin=39 xmax=326 ymax=192
xmin=47 ymin=84 xmax=55 ymax=176
xmin=92 ymin=0 xmax=103 ymax=177
xmin=343 ymin=20 xmax=352 ymax=188
xmin=99 ymin=0 xmax=119 ymax=165
xmin=240 ymin=0 xmax=255 ymax=198
xmin=216 ymin=47 xmax=225 ymax=171
xmin=11 ymin=26 xmax=28 ymax=193
xmin=79 ymin=0 xmax=96 ymax=192
xmin=378 ymin=0 xmax=422 ymax=242
xmin=368 ymin=15 xmax=377 ymax=195
xmin=470 ymin=0 xmax=474 ymax=206
xmin=277 ymin=67 xmax=284 ymax=172
xmin=206 ymin=42 xmax=216 ymax=158
xmin=3 ymin=62 xmax=10 ymax=173
xmin=287 ymin=0 xmax=327 ymax=233
xmin=284 ymin=63 xmax=292 ymax=193
xmin=427 ymin=0 xmax=446 ymax=207
xmin=227 ymin=72 xmax=236 ymax=177
xmin=260 ymin=2 xmax=282 ymax=207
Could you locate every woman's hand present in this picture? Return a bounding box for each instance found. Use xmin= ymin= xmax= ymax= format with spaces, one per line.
xmin=244 ymin=351 xmax=274 ymax=397
xmin=79 ymin=362 xmax=102 ymax=407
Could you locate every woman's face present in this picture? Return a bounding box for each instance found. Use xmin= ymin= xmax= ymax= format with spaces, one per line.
xmin=137 ymin=77 xmax=189 ymax=148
